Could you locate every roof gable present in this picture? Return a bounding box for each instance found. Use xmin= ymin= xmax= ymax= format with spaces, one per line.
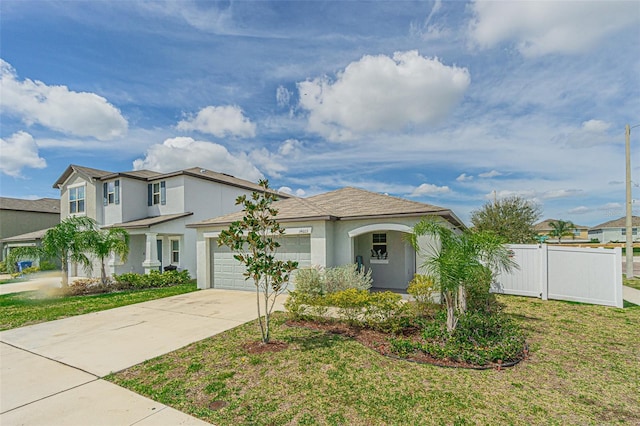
xmin=590 ymin=216 xmax=640 ymax=230
xmin=189 ymin=186 xmax=464 ymax=229
xmin=0 ymin=197 xmax=60 ymax=214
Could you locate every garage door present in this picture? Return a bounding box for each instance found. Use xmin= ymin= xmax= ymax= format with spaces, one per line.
xmin=211 ymin=235 xmax=311 ymax=291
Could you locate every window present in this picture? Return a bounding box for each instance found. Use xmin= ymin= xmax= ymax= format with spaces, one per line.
xmin=103 ymin=180 xmax=120 ymax=205
xmin=171 ymin=240 xmax=180 ymax=264
xmin=69 ymin=186 xmax=85 ymax=214
xmin=148 ymin=181 xmax=166 ymax=206
xmin=622 ymin=228 xmax=638 ymax=236
xmin=372 ymin=233 xmax=387 ymax=258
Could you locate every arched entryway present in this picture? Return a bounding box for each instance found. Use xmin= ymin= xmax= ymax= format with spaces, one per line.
xmin=348 ymin=224 xmax=416 ymax=291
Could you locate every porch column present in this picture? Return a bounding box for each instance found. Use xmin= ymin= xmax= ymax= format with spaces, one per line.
xmin=142 ymin=232 xmax=160 ymax=274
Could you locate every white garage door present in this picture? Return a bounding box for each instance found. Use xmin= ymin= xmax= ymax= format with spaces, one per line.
xmin=211 ymin=235 xmax=311 ymax=291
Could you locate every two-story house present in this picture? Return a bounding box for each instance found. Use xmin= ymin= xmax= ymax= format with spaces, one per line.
xmin=53 ymin=164 xmax=288 ymax=278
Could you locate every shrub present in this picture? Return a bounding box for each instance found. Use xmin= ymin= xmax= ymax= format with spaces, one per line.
xmin=407 ymin=274 xmax=436 ymax=304
xmin=364 ymin=291 xmax=404 ymax=332
xmin=114 ymin=270 xmax=191 ymax=289
xmin=324 ymin=264 xmax=372 ymax=293
xmin=0 ymin=261 xmax=7 ymax=273
xmin=39 ymin=260 xmax=58 ymax=271
xmin=417 ymin=310 xmax=525 ymax=365
xmin=21 ymin=266 xmax=40 ymax=275
xmin=66 ymin=278 xmax=113 ymax=296
xmin=326 ymin=288 xmax=371 ymax=325
xmin=293 ymin=266 xmax=324 ymax=295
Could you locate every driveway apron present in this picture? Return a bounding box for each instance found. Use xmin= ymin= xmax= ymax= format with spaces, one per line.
xmin=1 ymin=289 xmax=278 ymax=425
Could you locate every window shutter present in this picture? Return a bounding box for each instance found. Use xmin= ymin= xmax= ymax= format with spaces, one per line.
xmin=160 ymin=181 xmax=166 ymax=205
xmin=103 ymin=182 xmax=108 ymax=206
xmin=147 ymin=183 xmax=152 ymax=206
xmin=115 ymin=180 xmax=120 ymax=205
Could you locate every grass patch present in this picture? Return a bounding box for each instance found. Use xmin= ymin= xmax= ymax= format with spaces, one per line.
xmin=0 ymin=277 xmax=26 ymax=285
xmin=623 ymin=277 xmax=640 ymax=291
xmin=108 ymin=295 xmax=640 ymax=425
xmin=0 ymin=283 xmax=198 ymax=330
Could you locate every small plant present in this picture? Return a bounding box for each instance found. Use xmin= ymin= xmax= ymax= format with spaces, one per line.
xmin=21 ymin=266 xmax=40 ymax=275
xmin=327 ymin=288 xmax=371 ymax=325
xmin=324 ymin=264 xmax=372 ymax=293
xmin=292 ymin=266 xmax=324 ymax=295
xmin=39 ymin=260 xmax=58 ymax=271
xmin=407 ymin=274 xmax=436 ymax=304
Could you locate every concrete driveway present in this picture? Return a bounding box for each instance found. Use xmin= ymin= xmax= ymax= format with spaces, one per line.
xmin=1 ymin=288 xmax=281 ymax=425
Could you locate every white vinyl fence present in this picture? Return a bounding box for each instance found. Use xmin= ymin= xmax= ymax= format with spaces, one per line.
xmin=492 ymin=244 xmax=623 ymax=308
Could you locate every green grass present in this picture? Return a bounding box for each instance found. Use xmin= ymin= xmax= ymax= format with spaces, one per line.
xmin=624 ymin=277 xmax=640 ymax=291
xmin=0 ymin=283 xmax=198 ymax=330
xmin=0 ymin=277 xmax=26 ymax=285
xmin=108 ymin=296 xmax=640 ymax=425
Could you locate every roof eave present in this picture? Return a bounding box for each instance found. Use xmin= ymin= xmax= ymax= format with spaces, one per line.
xmin=187 ymin=215 xmax=337 ymax=228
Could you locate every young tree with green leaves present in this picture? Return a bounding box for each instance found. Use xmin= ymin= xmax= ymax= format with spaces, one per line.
xmin=87 ymin=227 xmax=130 ymax=284
xmin=8 ymin=216 xmax=97 ymax=287
xmin=409 ymin=218 xmax=516 ymax=332
xmin=218 ymin=180 xmax=298 ymax=344
xmin=470 ymin=196 xmax=542 ymax=244
xmin=548 ymin=220 xmax=576 ymax=243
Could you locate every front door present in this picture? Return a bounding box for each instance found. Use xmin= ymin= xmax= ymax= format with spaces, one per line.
xmin=156 ymin=239 xmax=163 ymax=272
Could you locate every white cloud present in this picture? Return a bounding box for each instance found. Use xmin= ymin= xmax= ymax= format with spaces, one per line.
xmin=0 ymin=131 xmax=47 ymax=177
xmin=297 ymin=50 xmax=470 ymax=140
xmin=468 ymin=0 xmax=640 ymax=57
xmin=568 ymin=206 xmax=590 ymax=215
xmin=132 ymin=137 xmax=263 ymax=181
xmin=0 ymin=60 xmax=127 ymax=140
xmin=278 ymin=139 xmax=302 ymax=156
xmin=248 ymin=148 xmax=287 ymax=178
xmin=478 ymin=170 xmax=502 ymax=178
xmin=490 ymin=188 xmax=581 ymax=201
xmin=563 ymin=119 xmax=614 ymax=147
xmin=456 ymin=173 xmax=473 ymax=182
xmin=176 ymin=105 xmax=256 ymax=138
xmin=276 ymin=85 xmax=292 ymax=108
xmin=601 ymin=202 xmax=622 ymax=210
xmin=410 ymin=183 xmax=451 ymax=197
xmin=278 ymin=186 xmax=306 ymax=197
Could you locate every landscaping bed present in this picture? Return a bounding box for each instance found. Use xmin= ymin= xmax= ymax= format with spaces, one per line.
xmin=108 ymin=295 xmax=640 ymax=425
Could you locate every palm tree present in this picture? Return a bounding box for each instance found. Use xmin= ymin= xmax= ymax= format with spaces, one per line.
xmin=409 ymin=218 xmax=517 ymax=332
xmin=8 ymin=216 xmax=97 ymax=287
xmin=548 ymin=220 xmax=576 ymax=243
xmin=87 ymin=228 xmax=130 ymax=284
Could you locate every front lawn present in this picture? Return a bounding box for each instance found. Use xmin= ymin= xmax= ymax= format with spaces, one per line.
xmin=108 ymin=295 xmax=640 ymax=425
xmin=0 ymin=283 xmax=198 ymax=330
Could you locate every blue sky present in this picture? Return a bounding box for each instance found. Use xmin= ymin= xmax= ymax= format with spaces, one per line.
xmin=1 ymin=0 xmax=639 ymax=226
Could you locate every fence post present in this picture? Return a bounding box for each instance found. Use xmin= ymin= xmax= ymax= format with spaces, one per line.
xmin=613 ymin=247 xmax=623 ymax=308
xmin=539 ymin=244 xmax=548 ymax=300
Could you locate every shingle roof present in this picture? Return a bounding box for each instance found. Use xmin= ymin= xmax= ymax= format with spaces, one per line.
xmin=590 ymin=216 xmax=640 ymax=230
xmin=534 ymin=219 xmax=588 ymax=232
xmin=104 ymin=212 xmax=194 ymax=229
xmin=53 ymin=164 xmax=287 ymax=196
xmin=0 ymin=227 xmax=52 ymax=242
xmin=189 ymin=187 xmax=464 ymax=228
xmin=0 ymin=197 xmax=60 ymax=214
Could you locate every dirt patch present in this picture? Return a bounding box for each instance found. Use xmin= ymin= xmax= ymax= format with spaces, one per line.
xmin=242 ymin=340 xmax=289 ymax=354
xmin=287 ymin=319 xmax=525 ymax=370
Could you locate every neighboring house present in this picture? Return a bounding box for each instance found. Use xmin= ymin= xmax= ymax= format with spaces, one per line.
xmin=534 ymin=219 xmax=589 ymax=242
xmin=0 ymin=228 xmax=60 ymax=268
xmin=53 ymin=164 xmax=289 ymax=278
xmin=588 ymin=216 xmax=640 ymax=243
xmin=0 ymin=197 xmax=60 ymax=261
xmin=189 ymin=187 xmax=465 ymax=292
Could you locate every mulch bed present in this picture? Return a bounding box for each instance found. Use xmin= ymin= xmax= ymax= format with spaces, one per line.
xmin=286 ymin=319 xmax=526 ymax=370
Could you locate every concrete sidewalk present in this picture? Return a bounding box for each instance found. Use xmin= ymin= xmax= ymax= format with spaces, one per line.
xmin=623 ymin=285 xmax=640 ymax=305
xmin=1 ymin=289 xmax=281 ymax=425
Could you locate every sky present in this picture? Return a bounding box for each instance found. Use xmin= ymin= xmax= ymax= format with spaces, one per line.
xmin=1 ymin=0 xmax=639 ymax=227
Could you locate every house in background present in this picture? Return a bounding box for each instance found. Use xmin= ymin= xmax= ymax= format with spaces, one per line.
xmin=588 ymin=216 xmax=640 ymax=243
xmin=53 ymin=164 xmax=289 ymax=278
xmin=189 ymin=187 xmax=465 ymax=292
xmin=0 ymin=197 xmax=60 ymax=261
xmin=534 ymin=219 xmax=590 ymax=242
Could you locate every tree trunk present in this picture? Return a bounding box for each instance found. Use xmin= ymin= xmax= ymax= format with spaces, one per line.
xmin=444 ymin=291 xmax=457 ymax=333
xmin=457 ymin=285 xmax=467 ymax=315
xmin=255 ymin=280 xmax=267 ymax=343
xmin=100 ymin=258 xmax=108 ymax=285
xmin=61 ymin=254 xmax=69 ymax=287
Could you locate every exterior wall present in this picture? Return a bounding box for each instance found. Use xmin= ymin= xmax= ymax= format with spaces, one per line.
xmin=183 ymin=175 xmax=256 ymax=223
xmin=102 ymin=179 xmax=123 ymax=226
xmin=114 ymin=234 xmax=146 ymax=275
xmin=120 ymin=179 xmax=148 ymax=224
xmin=589 ymin=228 xmax=639 ymax=243
xmin=0 ymin=210 xmax=60 ymax=260
xmin=194 ymin=215 xmax=449 ymax=291
xmin=60 ymin=174 xmax=99 ymax=221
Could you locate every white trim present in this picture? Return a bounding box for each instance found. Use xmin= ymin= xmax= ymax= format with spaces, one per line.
xmin=348 ymin=223 xmax=412 ymax=238
xmin=204 ymin=226 xmax=312 ymax=239
xmin=169 ymin=237 xmax=180 ymax=265
xmin=370 ymin=259 xmax=389 ymax=264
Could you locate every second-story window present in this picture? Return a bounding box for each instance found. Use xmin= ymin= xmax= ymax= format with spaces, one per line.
xmin=148 ymin=181 xmax=166 ymax=206
xmin=69 ymin=186 xmax=85 ymax=214
xmin=103 ymin=180 xmax=120 ymax=205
